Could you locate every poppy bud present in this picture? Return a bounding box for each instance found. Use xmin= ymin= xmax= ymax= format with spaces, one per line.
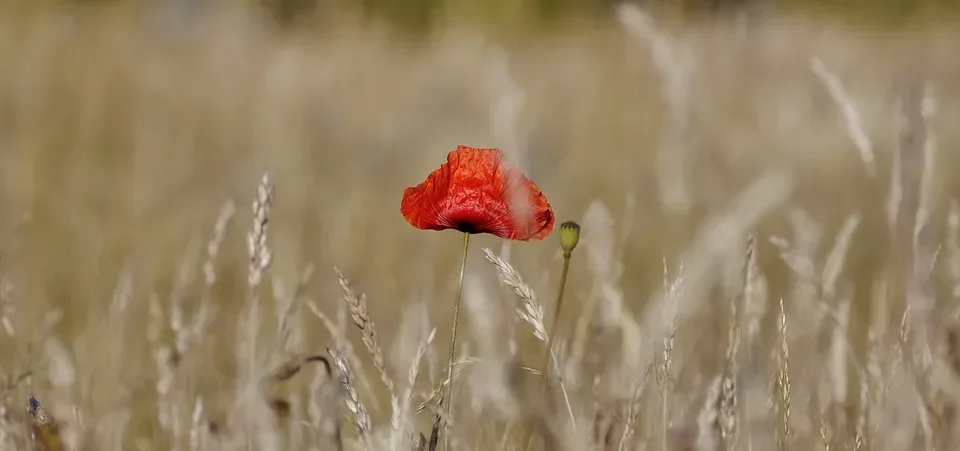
xmin=558 ymin=221 xmax=581 ymax=255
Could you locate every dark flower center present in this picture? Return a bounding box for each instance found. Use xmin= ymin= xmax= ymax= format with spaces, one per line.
xmin=455 ymin=221 xmax=478 ymax=234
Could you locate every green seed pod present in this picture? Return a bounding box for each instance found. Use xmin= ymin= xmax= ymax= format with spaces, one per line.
xmin=558 ymin=221 xmax=581 ymax=255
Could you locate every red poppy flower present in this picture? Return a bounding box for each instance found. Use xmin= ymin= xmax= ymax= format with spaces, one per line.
xmin=401 ymin=145 xmax=554 ymax=241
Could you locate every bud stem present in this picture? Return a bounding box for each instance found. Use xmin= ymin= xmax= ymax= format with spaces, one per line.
xmin=540 ymin=252 xmax=572 ymax=394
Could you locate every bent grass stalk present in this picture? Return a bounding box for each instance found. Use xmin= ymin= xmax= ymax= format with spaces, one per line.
xmin=522 ymin=251 xmax=573 ymax=451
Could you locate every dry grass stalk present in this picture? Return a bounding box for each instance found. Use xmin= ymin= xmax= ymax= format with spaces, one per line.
xmin=416 ymin=361 xmax=459 ymax=414
xmin=41 ymin=337 xmax=80 ymax=450
xmin=238 ymin=171 xmax=275 ymax=417
xmin=617 ymin=362 xmax=654 ymax=451
xmin=168 ymin=240 xmax=218 ymax=380
xmin=948 ymin=201 xmax=960 ymax=305
xmin=772 ymin=211 xmax=864 ymax=443
xmin=771 ymin=211 xmax=865 ymax=421
xmin=776 ymin=296 xmax=792 ymax=442
xmin=203 ymin=200 xmax=236 ymax=288
xmin=898 ymin=308 xmax=912 ymax=365
xmin=328 ymin=347 xmax=371 ymax=442
xmin=660 ymin=316 xmax=677 ymax=432
xmin=911 ymin=83 xmax=938 ymax=252
xmin=0 ymin=400 xmax=28 ymax=449
xmin=144 ymin=249 xmax=188 ymax=444
xmin=151 ymin=239 xmax=203 ymax=448
xmin=743 ymin=236 xmax=767 ymax=346
xmin=637 ymin=172 xmax=794 ymax=397
xmin=482 ymin=249 xmax=545 ymax=340
xmin=616 ymin=3 xmax=696 ymax=212
xmin=898 ymin=79 xmax=942 ymax=448
xmin=827 ymin=294 xmax=852 ymax=409
xmin=656 ymin=258 xmax=683 ymax=451
xmin=461 ymin=273 xmax=524 ymax=431
xmin=719 ymin=284 xmax=740 ymax=451
xmin=415 ymin=358 xmax=520 ymax=414
xmin=0 ymin=277 xmax=15 ymax=338
xmin=571 ymin=200 xmax=621 ymax=372
xmin=809 ymin=56 xmax=876 ymax=176
xmin=334 ymin=267 xmax=396 ymax=396
xmin=887 ymin=142 xmax=904 ymax=235
xmin=819 ymin=408 xmax=829 ymax=451
xmin=232 ymin=172 xmax=283 ymax=451
xmin=769 ymin=209 xmax=821 ymax=290
xmin=711 ymin=238 xmax=759 ymax=451
xmin=482 ymin=248 xmax=577 ymax=431
xmin=740 ymin=236 xmax=769 ymax=450
xmin=696 ymin=375 xmax=723 ymax=451
xmin=188 ymin=398 xmax=205 ymax=451
xmin=864 ymin=328 xmax=884 ymax=448
xmin=306 ymin=300 xmax=381 ymax=412
xmin=306 ymin=353 xmax=344 ymax=451
xmin=248 ymin=173 xmax=274 ymax=293
xmin=270 ymin=264 xmax=314 ymax=369
xmin=390 ymin=328 xmax=435 ymax=451
xmin=822 ymin=214 xmax=861 ymax=302
xmin=853 ymin=372 xmax=866 ymax=451
xmin=772 ymin=209 xmax=858 ymax=310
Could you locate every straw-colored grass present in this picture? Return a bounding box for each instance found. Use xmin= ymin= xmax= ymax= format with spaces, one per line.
xmin=1 ymin=2 xmax=960 ymax=450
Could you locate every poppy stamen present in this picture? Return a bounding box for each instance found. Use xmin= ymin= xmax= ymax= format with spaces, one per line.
xmin=455 ymin=222 xmax=478 ymax=234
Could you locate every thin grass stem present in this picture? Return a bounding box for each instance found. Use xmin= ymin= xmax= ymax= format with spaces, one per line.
xmin=524 ymin=250 xmax=573 ymax=450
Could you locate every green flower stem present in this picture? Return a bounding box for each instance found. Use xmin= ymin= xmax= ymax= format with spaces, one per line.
xmin=540 ymin=250 xmax=572 ymax=393
xmin=442 ymin=231 xmax=471 ymax=449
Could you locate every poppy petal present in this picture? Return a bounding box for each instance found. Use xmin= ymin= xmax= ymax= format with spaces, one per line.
xmin=401 ymin=145 xmax=554 ymax=241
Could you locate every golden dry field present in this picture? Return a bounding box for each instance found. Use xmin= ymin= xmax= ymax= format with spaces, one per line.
xmin=0 ymin=2 xmax=959 ymax=450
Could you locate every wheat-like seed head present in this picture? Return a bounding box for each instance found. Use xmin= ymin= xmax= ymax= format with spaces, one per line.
xmin=777 ymin=296 xmax=792 ymax=439
xmin=306 ymin=299 xmax=381 ymax=411
xmin=204 ymin=200 xmax=236 ymax=288
xmin=482 ymin=248 xmax=546 ymax=342
xmin=719 ymin=248 xmax=742 ymax=451
xmin=328 ymin=347 xmax=371 ymax=440
xmin=482 ymin=247 xmax=578 ymax=431
xmin=819 ymin=407 xmax=830 ymax=451
xmin=660 ymin=258 xmax=683 ymax=387
xmin=248 ymin=173 xmax=274 ymax=291
xmin=335 ymin=267 xmax=395 ymax=396
xmin=617 ymin=361 xmax=653 ymax=451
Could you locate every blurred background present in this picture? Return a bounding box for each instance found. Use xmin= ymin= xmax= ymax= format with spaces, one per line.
xmin=0 ymin=0 xmax=959 ymax=449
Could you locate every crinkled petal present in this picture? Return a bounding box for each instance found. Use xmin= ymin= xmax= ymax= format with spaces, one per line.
xmin=401 ymin=145 xmax=554 ymax=241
